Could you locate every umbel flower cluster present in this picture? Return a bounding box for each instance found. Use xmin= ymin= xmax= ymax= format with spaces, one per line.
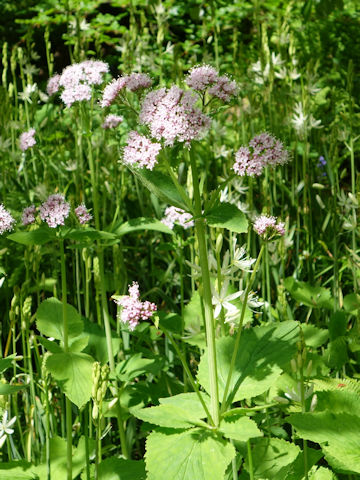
xmin=253 ymin=215 xmax=285 ymax=238
xmin=161 ymin=206 xmax=194 ymax=230
xmin=0 ymin=204 xmax=16 ymax=235
xmin=19 ymin=128 xmax=36 ymax=152
xmin=113 ymin=282 xmax=157 ymax=330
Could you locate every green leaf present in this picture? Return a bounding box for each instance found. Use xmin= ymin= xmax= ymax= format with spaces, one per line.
xmin=219 ymin=415 xmax=262 ymax=442
xmin=69 ymin=335 xmax=89 ymax=353
xmin=65 ymin=228 xmax=116 ymax=243
xmin=288 ymin=412 xmax=360 ymax=474
xmin=308 ymin=466 xmax=337 ymax=480
xmin=8 ymin=228 xmax=56 ymax=245
xmin=116 ymin=353 xmax=165 ymax=382
xmin=133 ymin=392 xmax=210 ymax=428
xmin=284 ymin=278 xmax=333 ymax=309
xmin=0 ymin=354 xmax=18 ymax=374
xmin=206 ymin=203 xmax=248 ymax=233
xmin=244 ymin=438 xmax=300 ymax=479
xmin=114 ymin=217 xmax=174 ymax=236
xmin=83 ymin=319 xmax=120 ymax=364
xmin=96 ymin=457 xmax=146 ymax=480
xmin=145 ymin=428 xmax=235 ymax=480
xmin=132 ymin=168 xmax=188 ymax=210
xmin=282 ymin=448 xmax=323 ymax=480
xmin=37 ymin=337 xmax=63 ymax=354
xmin=0 ymin=383 xmax=28 ymax=395
xmin=36 ymin=297 xmax=83 ymax=342
xmin=302 ymin=324 xmax=329 ymax=348
xmin=343 ymin=293 xmax=360 ymax=312
xmin=315 ymin=389 xmax=360 ymax=416
xmin=0 ymin=461 xmax=36 ymax=479
xmin=198 ymin=321 xmax=299 ymax=403
xmin=46 ymin=352 xmax=94 ymax=408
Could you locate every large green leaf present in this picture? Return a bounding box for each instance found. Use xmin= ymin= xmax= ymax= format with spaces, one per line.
xmin=0 ymin=383 xmax=28 ymax=395
xmin=308 ymin=466 xmax=337 ymax=480
xmin=244 ymin=438 xmax=300 ymax=479
xmin=132 ymin=168 xmax=188 ymax=210
xmin=284 ymin=278 xmax=333 ymax=309
xmin=198 ymin=321 xmax=299 ymax=403
xmin=83 ymin=319 xmax=120 ymax=364
xmin=145 ymin=428 xmax=235 ymax=480
xmin=8 ymin=228 xmax=56 ymax=245
xmin=288 ymin=412 xmax=360 ymax=474
xmin=206 ymin=203 xmax=248 ymax=233
xmin=116 ymin=353 xmax=165 ymax=382
xmin=133 ymin=392 xmax=210 ymax=428
xmin=114 ymin=217 xmax=173 ymax=236
xmin=314 ymin=389 xmax=360 ymax=416
xmin=96 ymin=457 xmax=146 ymax=480
xmin=302 ymin=324 xmax=329 ymax=348
xmin=36 ymin=297 xmax=83 ymax=342
xmin=45 ymin=352 xmax=94 ymax=408
xmin=219 ymin=415 xmax=262 ymax=442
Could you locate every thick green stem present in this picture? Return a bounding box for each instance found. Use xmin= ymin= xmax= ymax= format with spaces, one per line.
xmin=59 ymin=239 xmax=72 ymax=480
xmin=220 ymin=245 xmax=264 ymax=413
xmin=189 ymin=150 xmax=220 ymax=427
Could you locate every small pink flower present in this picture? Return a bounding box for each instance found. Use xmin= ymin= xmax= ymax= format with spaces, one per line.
xmin=123 ymin=131 xmax=161 ymax=170
xmin=113 ymin=281 xmax=157 ymax=330
xmin=19 ymin=128 xmax=36 ymax=152
xmin=253 ymin=215 xmax=285 ymax=238
xmin=161 ymin=206 xmax=194 ymax=229
xmin=75 ymin=204 xmax=92 ymax=224
xmin=22 ymin=205 xmax=37 ymax=226
xmin=186 ymin=65 xmax=238 ymax=101
xmin=100 ymin=73 xmax=152 ymax=108
xmin=102 ymin=114 xmax=123 ymax=129
xmin=39 ymin=194 xmax=70 ymax=228
xmin=46 ymin=74 xmax=61 ymax=96
xmin=0 ymin=205 xmax=15 ymax=234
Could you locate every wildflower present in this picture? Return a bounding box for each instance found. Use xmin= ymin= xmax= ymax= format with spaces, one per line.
xmin=0 ymin=411 xmax=16 ymax=448
xmin=139 ymin=85 xmax=211 ymax=146
xmin=59 ymin=60 xmax=109 ymax=107
xmin=232 ymin=242 xmax=256 ymax=272
xmin=46 ymin=74 xmax=61 ymax=96
xmin=22 ymin=205 xmax=37 ymax=226
xmin=186 ymin=65 xmax=238 ymax=101
xmin=39 ymin=194 xmax=70 ymax=228
xmin=161 ymin=206 xmax=194 ymax=229
xmin=253 ymin=215 xmax=285 ymax=239
xmin=212 ymin=279 xmax=242 ymax=319
xmin=75 ymin=204 xmax=92 ymax=224
xmin=19 ymin=128 xmax=36 ymax=152
xmin=102 ymin=114 xmax=123 ymax=129
xmin=0 ymin=205 xmax=15 ymax=234
xmin=233 ymin=132 xmax=288 ymax=177
xmin=113 ymin=281 xmax=157 ymax=330
xmin=123 ymin=131 xmax=161 ymax=170
xmin=18 ymin=83 xmax=37 ymax=103
xmin=100 ymin=73 xmax=152 ymax=108
xmin=291 ymin=102 xmax=322 ymax=137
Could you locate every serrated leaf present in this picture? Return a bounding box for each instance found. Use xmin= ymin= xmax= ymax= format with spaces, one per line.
xmin=46 ymin=352 xmax=94 ymax=408
xmin=145 ymin=428 xmax=235 ymax=480
xmin=314 ymin=390 xmax=360 ymax=416
xmin=288 ymin=412 xmax=360 ymax=474
xmin=302 ymin=324 xmax=329 ymax=348
xmin=96 ymin=457 xmax=146 ymax=480
xmin=8 ymin=228 xmax=56 ymax=245
xmin=36 ymin=297 xmax=83 ymax=342
xmin=206 ymin=203 xmax=248 ymax=233
xmin=284 ymin=278 xmax=333 ymax=309
xmin=219 ymin=415 xmax=262 ymax=442
xmin=245 ymin=438 xmax=300 ymax=479
xmin=114 ymin=217 xmax=173 ymax=236
xmin=198 ymin=321 xmax=299 ymax=403
xmin=343 ymin=293 xmax=360 ymax=312
xmin=308 ymin=466 xmax=337 ymax=480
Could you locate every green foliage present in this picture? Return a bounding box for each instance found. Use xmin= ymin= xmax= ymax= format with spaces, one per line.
xmin=114 ymin=217 xmax=174 ymax=236
xmin=284 ymin=278 xmax=333 ymax=309
xmin=219 ymin=415 xmax=262 ymax=442
xmin=36 ymin=297 xmax=83 ymax=342
xmin=206 ymin=202 xmax=248 ymax=233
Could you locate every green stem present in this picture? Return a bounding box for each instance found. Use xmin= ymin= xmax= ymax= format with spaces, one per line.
xmin=59 ymin=239 xmax=72 ymax=480
xmin=220 ymin=245 xmax=264 ymax=413
xmin=189 ymin=150 xmax=220 ymax=427
xmin=247 ymin=440 xmax=254 ymax=480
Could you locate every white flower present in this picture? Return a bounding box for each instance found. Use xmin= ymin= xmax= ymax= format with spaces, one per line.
xmin=212 ymin=279 xmax=242 ymax=319
xmin=232 ymin=242 xmax=256 ymax=273
xmin=291 ymin=102 xmax=307 ymax=135
xmin=271 ymin=52 xmax=284 ymax=67
xmin=274 ymin=67 xmax=287 ymax=80
xmin=284 ymin=383 xmax=314 ymax=403
xmin=238 ymin=290 xmax=264 ymax=311
xmin=289 ymin=69 xmax=301 ymax=80
xmin=0 ymin=411 xmax=16 ymax=448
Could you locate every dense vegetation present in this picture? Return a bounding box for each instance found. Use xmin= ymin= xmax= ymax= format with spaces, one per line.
xmin=0 ymin=1 xmax=359 ymax=479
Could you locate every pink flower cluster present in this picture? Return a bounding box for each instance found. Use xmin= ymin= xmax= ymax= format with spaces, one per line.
xmin=161 ymin=206 xmax=194 ymax=229
xmin=75 ymin=204 xmax=92 ymax=224
xmin=233 ymin=132 xmax=289 ymax=177
xmin=22 ymin=205 xmax=37 ymax=226
xmin=102 ymin=114 xmax=124 ymax=129
xmin=113 ymin=281 xmax=157 ymax=330
xmin=0 ymin=204 xmax=15 ymax=235
xmin=123 ymin=131 xmax=161 ymax=170
xmin=100 ymin=73 xmax=152 ymax=108
xmin=19 ymin=128 xmax=36 ymax=152
xmin=139 ymin=86 xmax=211 ymax=146
xmin=186 ymin=65 xmax=238 ymax=101
xmin=51 ymin=60 xmax=109 ymax=107
xmin=253 ymin=215 xmax=285 ymax=238
xmin=39 ymin=194 xmax=70 ymax=228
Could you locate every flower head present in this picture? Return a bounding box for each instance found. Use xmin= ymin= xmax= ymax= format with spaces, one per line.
xmin=19 ymin=128 xmax=36 ymax=152
xmin=102 ymin=114 xmax=123 ymax=129
xmin=46 ymin=74 xmax=61 ymax=96
xmin=113 ymin=281 xmax=157 ymax=330
xmin=186 ymin=65 xmax=238 ymax=101
xmin=139 ymin=86 xmax=211 ymax=146
xmin=100 ymin=73 xmax=152 ymax=107
xmin=75 ymin=204 xmax=92 ymax=224
xmin=253 ymin=215 xmax=285 ymax=239
xmin=233 ymin=132 xmax=289 ymax=177
xmin=161 ymin=206 xmax=194 ymax=229
xmin=0 ymin=411 xmax=16 ymax=448
xmin=39 ymin=194 xmax=70 ymax=228
xmin=0 ymin=205 xmax=15 ymax=234
xmin=22 ymin=205 xmax=37 ymax=226
xmin=123 ymin=131 xmax=161 ymax=170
